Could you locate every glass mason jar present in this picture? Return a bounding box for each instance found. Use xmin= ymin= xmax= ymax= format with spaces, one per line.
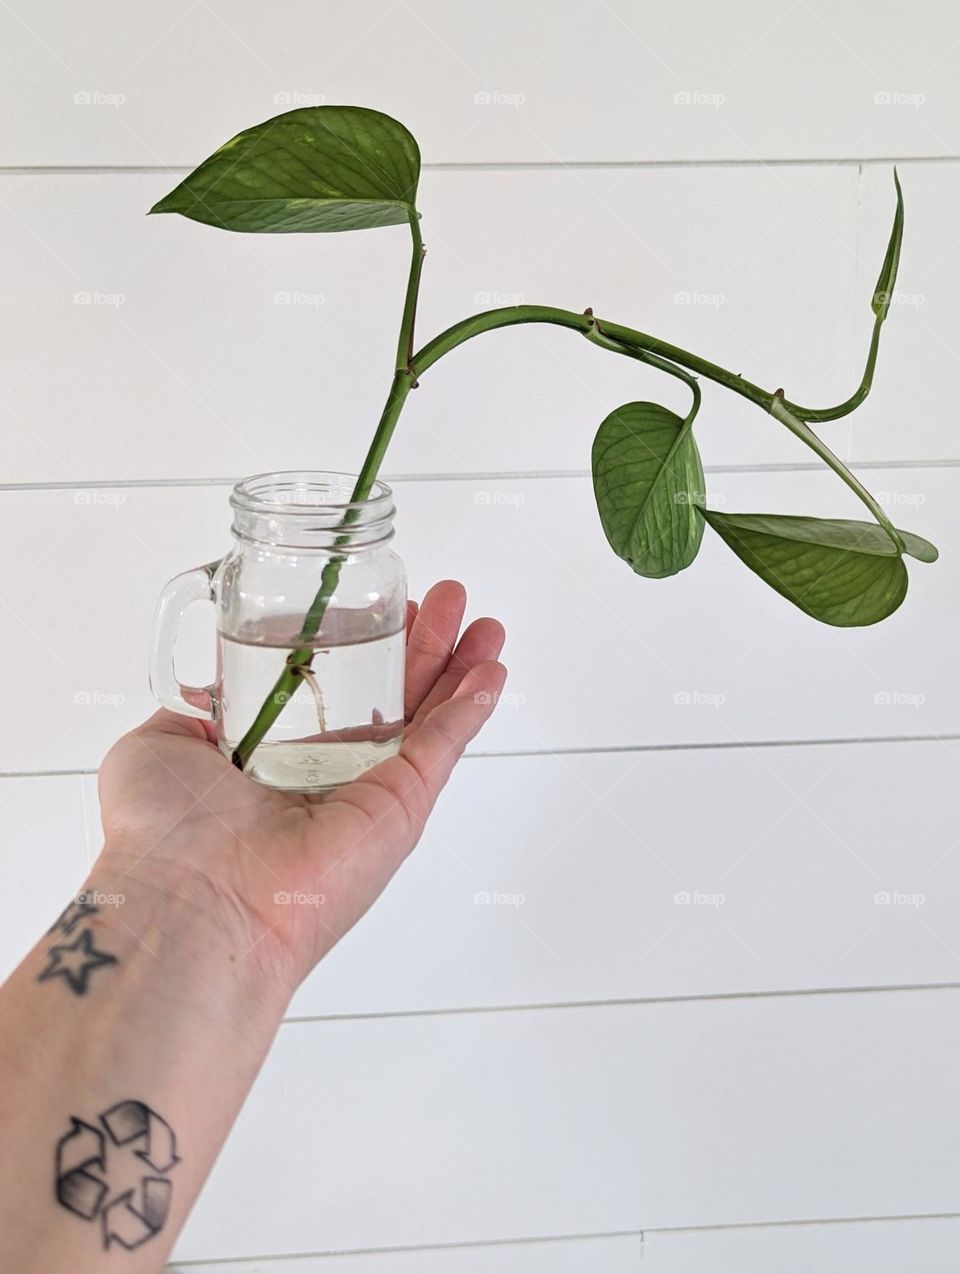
xmin=150 ymin=471 xmax=406 ymax=793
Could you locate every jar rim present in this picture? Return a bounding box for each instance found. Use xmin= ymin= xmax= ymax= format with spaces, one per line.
xmin=230 ymin=470 xmax=394 ymax=516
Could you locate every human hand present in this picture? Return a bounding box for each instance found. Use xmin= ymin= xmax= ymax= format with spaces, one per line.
xmin=96 ymin=580 xmax=506 ymax=993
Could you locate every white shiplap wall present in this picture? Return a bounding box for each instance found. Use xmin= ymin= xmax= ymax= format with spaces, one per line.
xmin=1 ymin=2 xmax=959 ymax=1269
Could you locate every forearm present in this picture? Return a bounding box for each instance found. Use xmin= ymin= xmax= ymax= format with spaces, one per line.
xmin=0 ymin=853 xmax=293 ymax=1272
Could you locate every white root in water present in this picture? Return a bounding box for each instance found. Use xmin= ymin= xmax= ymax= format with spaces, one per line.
xmin=295 ymin=665 xmax=326 ymax=734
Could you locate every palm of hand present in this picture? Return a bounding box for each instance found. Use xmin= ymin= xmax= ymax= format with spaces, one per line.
xmin=97 ymin=582 xmax=505 ymax=982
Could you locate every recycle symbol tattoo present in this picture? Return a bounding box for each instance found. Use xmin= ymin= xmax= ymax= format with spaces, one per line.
xmin=55 ymin=1099 xmax=180 ymax=1250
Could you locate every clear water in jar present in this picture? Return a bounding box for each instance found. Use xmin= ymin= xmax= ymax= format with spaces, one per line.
xmin=217 ymin=609 xmax=405 ymax=792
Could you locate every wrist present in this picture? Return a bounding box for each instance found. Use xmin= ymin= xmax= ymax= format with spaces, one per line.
xmin=81 ymin=845 xmax=296 ymax=1035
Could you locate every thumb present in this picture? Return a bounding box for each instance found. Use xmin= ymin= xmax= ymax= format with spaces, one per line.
xmin=133 ymin=708 xmax=218 ymax=745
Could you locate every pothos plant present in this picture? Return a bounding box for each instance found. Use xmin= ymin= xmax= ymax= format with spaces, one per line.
xmin=151 ymin=106 xmax=937 ymax=770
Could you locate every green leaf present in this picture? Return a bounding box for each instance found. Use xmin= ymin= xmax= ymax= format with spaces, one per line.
xmin=592 ymin=401 xmax=706 ymax=579
xmin=700 ymin=510 xmax=936 ymax=626
xmin=149 ymin=106 xmax=420 ymax=233
xmin=871 ymin=168 xmax=904 ymax=323
xmin=898 ymin=527 xmax=939 ymax=563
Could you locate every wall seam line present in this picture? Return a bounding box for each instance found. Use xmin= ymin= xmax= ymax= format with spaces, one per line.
xmin=168 ymin=1209 xmax=960 ymax=1266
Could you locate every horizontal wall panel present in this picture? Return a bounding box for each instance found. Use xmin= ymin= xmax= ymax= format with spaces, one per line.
xmin=0 ymin=165 xmax=864 ymax=483
xmin=286 ymin=738 xmax=960 ymax=1014
xmin=646 ymin=1218 xmax=960 ymax=1273
xmin=66 ymin=735 xmax=960 ymax=1015
xmin=173 ymin=989 xmax=960 ymax=1260
xmin=0 ymin=775 xmax=90 ymax=979
xmin=0 ymin=2 xmax=956 ymax=166
xmin=169 ymin=1235 xmax=649 ymax=1274
xmin=0 ymin=466 xmax=954 ymax=773
xmin=170 ymin=1216 xmax=960 ymax=1274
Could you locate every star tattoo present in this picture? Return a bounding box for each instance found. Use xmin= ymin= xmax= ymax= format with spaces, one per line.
xmin=47 ymin=899 xmax=99 ymax=937
xmin=37 ymin=929 xmax=118 ymax=996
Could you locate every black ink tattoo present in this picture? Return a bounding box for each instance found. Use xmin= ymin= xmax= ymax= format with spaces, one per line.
xmin=55 ymin=1100 xmax=180 ymax=1251
xmin=47 ymin=897 xmax=98 ymax=936
xmin=38 ymin=895 xmax=119 ymax=996
xmin=37 ymin=929 xmax=118 ymax=996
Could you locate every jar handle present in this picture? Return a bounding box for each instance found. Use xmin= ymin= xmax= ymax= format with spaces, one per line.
xmin=149 ymin=561 xmax=220 ymax=719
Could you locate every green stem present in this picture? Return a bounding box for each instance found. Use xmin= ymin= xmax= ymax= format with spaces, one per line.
xmin=230 ymin=216 xmax=423 ymax=770
xmin=233 ymin=260 xmax=887 ymax=769
xmin=583 ymin=319 xmax=701 ymax=422
xmin=768 ymin=395 xmax=905 ymax=552
xmin=413 ymin=303 xmax=885 ymax=424
xmin=394 ymin=213 xmax=424 ymax=370
xmin=587 ymin=316 xmax=896 ymax=545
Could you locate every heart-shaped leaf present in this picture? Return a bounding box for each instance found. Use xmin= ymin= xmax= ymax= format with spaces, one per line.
xmin=592 ymin=401 xmax=706 ymax=578
xmin=150 ymin=106 xmax=420 ymax=233
xmin=700 ymin=510 xmax=937 ymax=626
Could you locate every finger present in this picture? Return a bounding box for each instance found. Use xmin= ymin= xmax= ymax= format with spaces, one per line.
xmin=342 ymin=660 xmax=507 ymax=847
xmin=397 ymin=659 xmax=508 ymax=808
xmin=403 ymin=580 xmax=467 ymax=721
xmin=405 ymin=599 xmax=419 ymax=640
xmin=410 ymin=617 xmax=505 ymax=726
xmin=132 ymin=708 xmax=217 ymax=745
